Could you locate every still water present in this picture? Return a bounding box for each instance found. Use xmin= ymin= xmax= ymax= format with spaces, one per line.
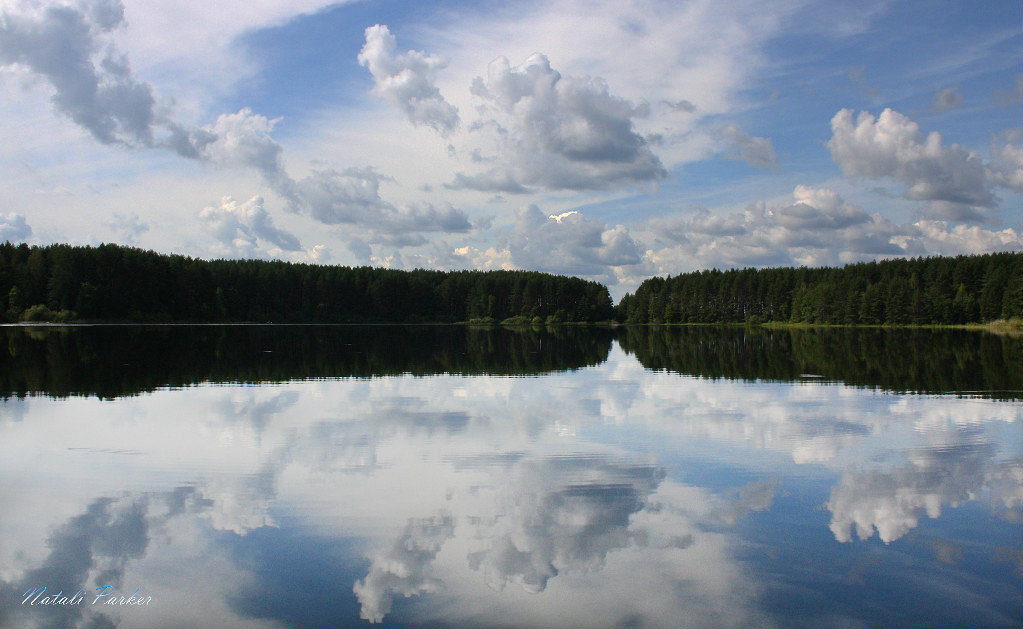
xmin=0 ymin=325 xmax=1020 ymax=628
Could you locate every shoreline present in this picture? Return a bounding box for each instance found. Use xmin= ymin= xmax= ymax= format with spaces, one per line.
xmin=2 ymin=319 xmax=1019 ymax=334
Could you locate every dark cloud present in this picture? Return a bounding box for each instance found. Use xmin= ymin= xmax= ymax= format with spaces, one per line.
xmin=295 ymin=168 xmax=471 ymax=236
xmin=0 ymin=495 xmax=148 ymax=629
xmin=719 ymin=124 xmax=779 ymax=170
xmin=931 ymin=87 xmax=963 ymax=112
xmin=0 ymin=0 xmax=150 ymax=146
xmin=662 ymin=99 xmax=697 ymax=113
xmin=0 ymin=0 xmax=211 ymax=158
xmin=0 ymin=212 xmax=32 ymax=242
xmin=444 ymin=170 xmax=531 ymax=194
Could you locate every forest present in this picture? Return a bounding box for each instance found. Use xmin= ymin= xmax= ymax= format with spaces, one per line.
xmin=0 ymin=242 xmax=1020 ymax=325
xmin=0 ymin=242 xmax=614 ymax=324
xmin=617 ymin=252 xmax=1023 ymax=325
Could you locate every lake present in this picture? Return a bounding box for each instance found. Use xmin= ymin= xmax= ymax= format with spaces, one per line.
xmin=1 ymin=325 xmax=1020 ymax=628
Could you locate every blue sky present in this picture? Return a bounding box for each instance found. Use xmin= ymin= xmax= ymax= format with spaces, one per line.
xmin=1 ymin=0 xmax=1020 ymax=297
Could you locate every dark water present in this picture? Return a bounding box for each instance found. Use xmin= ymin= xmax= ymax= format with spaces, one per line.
xmin=0 ymin=325 xmax=1020 ymax=628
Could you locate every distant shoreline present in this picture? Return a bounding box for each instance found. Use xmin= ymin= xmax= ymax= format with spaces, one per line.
xmin=2 ymin=319 xmax=1018 ymax=335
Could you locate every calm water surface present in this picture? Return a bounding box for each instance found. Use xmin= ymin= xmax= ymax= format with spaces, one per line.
xmin=0 ymin=325 xmax=1020 ymax=628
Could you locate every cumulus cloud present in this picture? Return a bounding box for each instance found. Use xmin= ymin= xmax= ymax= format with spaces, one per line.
xmin=199 ymin=108 xmax=291 ymax=195
xmin=358 ymin=24 xmax=459 ymax=135
xmin=510 ymin=205 xmax=643 ymax=281
xmin=191 ymin=116 xmax=470 ymax=244
xmin=827 ymin=108 xmax=995 ymax=218
xmin=460 ymin=183 xmax=1018 ymax=292
xmin=465 ymin=456 xmax=666 ymax=594
xmin=646 ymin=185 xmax=909 ymax=270
xmin=0 ymin=2 xmax=284 ymax=167
xmin=910 ymin=220 xmax=1022 ymax=256
xmin=0 ymin=7 xmax=464 ymax=251
xmin=104 ymin=212 xmax=148 ymax=243
xmin=191 ymin=113 xmax=472 ymax=242
xmin=719 ymin=124 xmax=778 ymax=170
xmin=198 ymin=195 xmax=302 ymax=258
xmin=987 ymin=139 xmax=1023 ymax=192
xmin=0 ymin=212 xmax=32 ymax=242
xmin=828 ymin=442 xmax=999 ymax=543
xmin=452 ymin=53 xmax=666 ymax=192
xmin=0 ymin=0 xmax=214 ymax=157
xmin=296 ymin=167 xmax=471 ymax=237
xmin=295 ymin=167 xmax=391 ymax=224
xmin=643 ymin=184 xmax=1022 ymax=276
xmin=0 ymin=494 xmax=149 ymax=629
xmin=712 ymin=479 xmax=778 ymax=525
xmin=353 ymin=514 xmax=455 ymax=623
xmin=0 ymin=0 xmax=150 ymax=145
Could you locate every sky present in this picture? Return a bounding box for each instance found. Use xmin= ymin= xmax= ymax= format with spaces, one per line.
xmin=1 ymin=0 xmax=1021 ymax=298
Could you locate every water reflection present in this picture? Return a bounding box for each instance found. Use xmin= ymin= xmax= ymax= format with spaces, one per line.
xmin=1 ymin=324 xmax=1020 ymax=399
xmin=0 ymin=325 xmax=615 ymax=399
xmin=0 ymin=327 xmax=1020 ymax=628
xmin=619 ymin=326 xmax=1023 ymax=399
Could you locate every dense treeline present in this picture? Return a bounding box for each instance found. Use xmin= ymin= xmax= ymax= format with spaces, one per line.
xmin=0 ymin=242 xmax=614 ymax=323
xmin=618 ymin=252 xmax=1023 ymax=325
xmin=0 ymin=325 xmax=615 ymax=399
xmin=618 ymin=326 xmax=1022 ymax=400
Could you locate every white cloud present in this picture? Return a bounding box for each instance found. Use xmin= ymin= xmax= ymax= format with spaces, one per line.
xmin=645 ymin=185 xmax=909 ymax=271
xmin=358 ymin=24 xmax=459 ymax=136
xmin=199 ymin=108 xmax=290 ymax=193
xmin=828 ymin=443 xmax=999 ymax=544
xmin=640 ymin=184 xmax=1022 ymax=279
xmin=911 ymin=220 xmax=1022 ymax=255
xmin=451 ymin=53 xmax=666 ymax=192
xmin=827 ymin=108 xmax=995 ymax=218
xmin=104 ymin=211 xmax=148 ymax=243
xmin=353 ymin=514 xmax=455 ymax=623
xmin=510 ymin=205 xmax=643 ymax=281
xmin=0 ymin=212 xmax=32 ymax=242
xmin=464 ymin=457 xmax=665 ymax=594
xmin=197 ymin=195 xmax=301 ymax=257
xmin=988 ymin=139 xmax=1023 ymax=192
